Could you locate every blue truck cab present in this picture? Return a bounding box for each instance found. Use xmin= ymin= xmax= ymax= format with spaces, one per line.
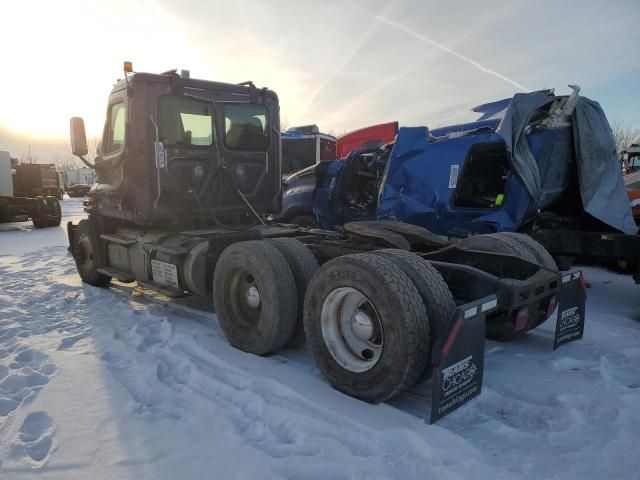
xmin=312 ymin=87 xmax=636 ymax=240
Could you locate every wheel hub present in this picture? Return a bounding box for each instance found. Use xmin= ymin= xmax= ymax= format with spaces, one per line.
xmin=77 ymin=235 xmax=94 ymax=266
xmin=320 ymin=286 xmax=384 ymax=373
xmin=351 ymin=311 xmax=373 ymax=342
xmin=246 ymin=285 xmax=261 ymax=309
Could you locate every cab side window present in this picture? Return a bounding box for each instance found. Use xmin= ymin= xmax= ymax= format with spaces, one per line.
xmin=224 ymin=104 xmax=268 ymax=151
xmin=105 ymin=103 xmax=126 ymax=154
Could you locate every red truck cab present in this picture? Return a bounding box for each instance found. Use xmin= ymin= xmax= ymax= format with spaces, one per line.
xmin=336 ymin=122 xmax=398 ymax=159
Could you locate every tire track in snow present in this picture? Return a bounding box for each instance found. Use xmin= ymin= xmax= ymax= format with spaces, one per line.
xmin=2 ymin=245 xmax=640 ymax=479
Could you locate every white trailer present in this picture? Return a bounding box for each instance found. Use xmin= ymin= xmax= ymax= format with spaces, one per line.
xmin=0 ymin=151 xmax=13 ymax=197
xmin=64 ymin=168 xmax=96 ymax=188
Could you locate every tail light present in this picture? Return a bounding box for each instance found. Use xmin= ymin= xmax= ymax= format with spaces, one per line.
xmin=578 ymin=272 xmax=587 ymax=291
xmin=546 ymin=295 xmax=557 ymax=317
xmin=515 ymin=308 xmax=529 ymax=331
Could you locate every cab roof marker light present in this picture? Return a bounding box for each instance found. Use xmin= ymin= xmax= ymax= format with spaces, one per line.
xmin=123 ymin=61 xmax=133 ymax=90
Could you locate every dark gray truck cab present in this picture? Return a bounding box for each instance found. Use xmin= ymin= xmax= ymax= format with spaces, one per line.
xmin=86 ymin=70 xmax=281 ymax=227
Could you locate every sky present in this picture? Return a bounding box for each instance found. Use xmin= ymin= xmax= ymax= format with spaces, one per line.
xmin=0 ymin=0 xmax=639 ymax=161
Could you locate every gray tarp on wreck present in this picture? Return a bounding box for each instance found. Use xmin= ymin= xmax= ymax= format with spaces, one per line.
xmin=497 ymin=91 xmax=636 ymax=234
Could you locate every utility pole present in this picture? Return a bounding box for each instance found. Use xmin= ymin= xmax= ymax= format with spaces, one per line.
xmin=28 ymin=145 xmax=32 ymax=164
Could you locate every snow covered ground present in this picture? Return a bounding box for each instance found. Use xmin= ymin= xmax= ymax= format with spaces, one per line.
xmin=0 ymin=198 xmax=639 ymax=479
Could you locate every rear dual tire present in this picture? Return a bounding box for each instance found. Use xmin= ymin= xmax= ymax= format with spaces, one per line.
xmin=371 ymin=249 xmax=456 ymax=374
xmin=498 ymin=232 xmax=557 ymax=270
xmin=213 ymin=240 xmax=299 ymax=356
xmin=266 ymin=238 xmax=319 ymax=347
xmin=214 ymin=243 xmax=456 ymax=403
xmin=303 ymin=253 xmax=432 ymax=403
xmin=32 ymin=197 xmax=61 ymax=229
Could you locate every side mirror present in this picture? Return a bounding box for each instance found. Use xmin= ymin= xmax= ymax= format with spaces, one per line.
xmin=70 ymin=117 xmax=88 ymax=156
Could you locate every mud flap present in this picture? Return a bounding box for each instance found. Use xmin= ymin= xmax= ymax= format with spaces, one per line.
xmin=553 ymin=270 xmax=586 ymax=350
xmin=429 ymin=295 xmax=497 ymax=424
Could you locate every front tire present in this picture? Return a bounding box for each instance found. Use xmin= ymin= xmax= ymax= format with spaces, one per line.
xmin=304 ymin=253 xmax=429 ymax=403
xmin=73 ymin=219 xmax=111 ymax=287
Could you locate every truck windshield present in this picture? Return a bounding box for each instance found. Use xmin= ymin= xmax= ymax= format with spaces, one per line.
xmin=224 ymin=104 xmax=268 ymax=151
xmin=158 ymin=95 xmax=213 ymax=146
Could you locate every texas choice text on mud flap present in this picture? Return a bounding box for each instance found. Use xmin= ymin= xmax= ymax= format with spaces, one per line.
xmin=554 ymin=271 xmax=587 ymax=350
xmin=428 ymin=271 xmax=586 ymax=424
xmin=429 ymin=296 xmax=497 ymax=424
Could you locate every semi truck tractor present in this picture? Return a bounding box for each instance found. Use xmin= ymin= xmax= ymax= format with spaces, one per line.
xmin=66 ymin=64 xmax=583 ymax=411
xmin=12 ymin=162 xmax=64 ymax=200
xmin=0 ymin=151 xmax=62 ymax=228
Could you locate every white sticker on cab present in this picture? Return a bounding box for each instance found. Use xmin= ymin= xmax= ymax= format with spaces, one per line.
xmin=449 ymin=164 xmax=459 ymax=189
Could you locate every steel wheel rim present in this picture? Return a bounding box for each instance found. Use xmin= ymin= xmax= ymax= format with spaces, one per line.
xmin=226 ymin=268 xmax=262 ymax=330
xmin=320 ymin=287 xmax=383 ymax=373
xmin=76 ymin=234 xmax=95 ymax=274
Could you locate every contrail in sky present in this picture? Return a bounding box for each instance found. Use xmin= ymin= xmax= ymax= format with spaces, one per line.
xmin=347 ymin=1 xmax=531 ymax=92
xmin=305 ymin=0 xmax=398 ymax=110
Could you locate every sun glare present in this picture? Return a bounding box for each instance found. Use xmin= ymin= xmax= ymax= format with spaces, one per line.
xmin=0 ymin=0 xmax=206 ymax=140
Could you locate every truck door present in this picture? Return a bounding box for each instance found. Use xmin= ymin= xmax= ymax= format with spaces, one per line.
xmin=215 ymin=102 xmax=280 ymax=211
xmin=96 ymin=93 xmax=128 ymax=185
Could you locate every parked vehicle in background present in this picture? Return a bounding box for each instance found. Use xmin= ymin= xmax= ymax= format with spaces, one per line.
xmin=0 ymin=151 xmax=62 ymax=228
xmin=275 ymin=123 xmax=398 ymax=226
xmin=624 ymin=139 xmax=640 ymax=225
xmin=336 ymin=121 xmax=398 ymax=159
xmin=275 ymin=165 xmax=317 ymax=225
xmin=11 ymin=162 xmax=64 ymax=200
xmin=57 ymin=171 xmax=65 ymax=198
xmin=281 ymin=125 xmax=335 ymax=176
xmin=64 ymin=167 xmax=96 ymax=189
xmin=66 ymin=183 xmax=92 ymax=197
